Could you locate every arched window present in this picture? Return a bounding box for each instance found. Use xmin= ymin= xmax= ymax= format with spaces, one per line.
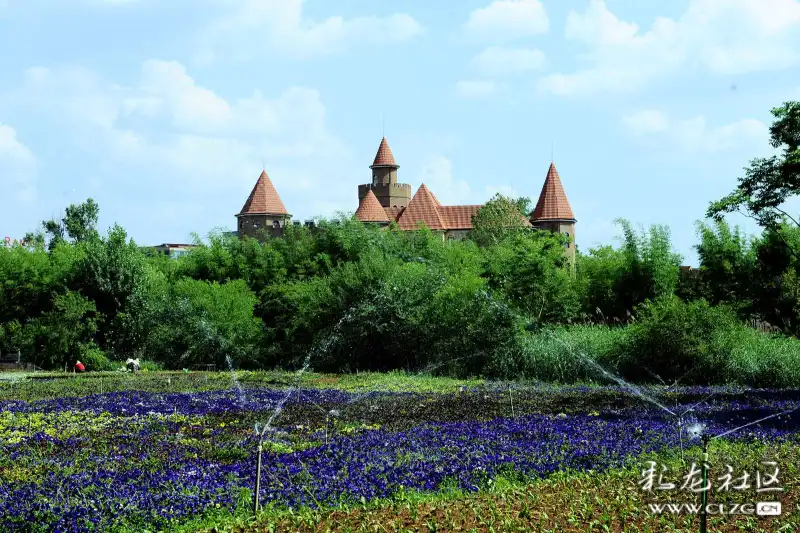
xmin=273 ymin=220 xmax=280 ymax=228
xmin=253 ymin=220 xmax=259 ymax=228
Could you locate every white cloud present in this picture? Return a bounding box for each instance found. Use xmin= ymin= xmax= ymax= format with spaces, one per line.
xmin=622 ymin=110 xmax=769 ymax=154
xmin=539 ymin=0 xmax=800 ymax=96
xmin=199 ymin=0 xmax=423 ymax=61
xmin=455 ymin=80 xmax=497 ymax=99
xmin=463 ymin=0 xmax=549 ymax=41
xmin=622 ymin=110 xmax=669 ymax=134
xmin=678 ymin=116 xmax=769 ymax=154
xmin=10 ymin=60 xmax=345 ymax=194
xmin=415 ymin=156 xmax=471 ymax=205
xmin=0 ymin=123 xmax=37 ymax=203
xmin=473 ymin=46 xmax=545 ymax=76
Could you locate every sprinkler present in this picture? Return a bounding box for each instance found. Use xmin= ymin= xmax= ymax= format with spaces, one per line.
xmin=700 ymin=434 xmax=709 ymax=533
xmin=253 ymin=443 xmax=263 ymax=514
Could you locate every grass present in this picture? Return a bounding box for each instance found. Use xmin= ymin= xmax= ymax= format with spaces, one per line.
xmin=513 ymin=323 xmax=800 ymax=388
xmin=0 ymin=370 xmax=490 ymax=403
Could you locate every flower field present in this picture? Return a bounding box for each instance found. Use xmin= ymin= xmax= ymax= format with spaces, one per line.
xmin=0 ymin=374 xmax=798 ymax=532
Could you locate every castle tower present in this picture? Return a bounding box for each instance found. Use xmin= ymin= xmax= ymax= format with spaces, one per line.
xmin=236 ymin=169 xmax=291 ymax=239
xmin=357 ymin=137 xmax=412 ymax=208
xmin=530 ymin=162 xmax=576 ymax=264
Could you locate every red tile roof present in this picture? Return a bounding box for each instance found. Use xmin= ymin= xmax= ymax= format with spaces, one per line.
xmin=389 ymin=185 xmax=527 ymax=231
xmin=239 ymin=170 xmax=289 ymax=215
xmin=384 ymin=206 xmax=404 ymax=222
xmin=439 ymin=205 xmax=481 ymax=229
xmin=397 ymin=184 xmax=447 ymax=230
xmin=355 ymin=190 xmax=390 ymax=222
xmin=531 ymin=162 xmax=575 ymax=221
xmin=370 ymin=137 xmax=398 ymax=168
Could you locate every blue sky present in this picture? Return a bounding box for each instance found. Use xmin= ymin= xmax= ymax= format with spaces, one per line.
xmin=2 ymin=0 xmax=800 ymax=265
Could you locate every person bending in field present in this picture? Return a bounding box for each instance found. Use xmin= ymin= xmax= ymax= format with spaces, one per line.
xmin=74 ymin=360 xmax=85 ymax=373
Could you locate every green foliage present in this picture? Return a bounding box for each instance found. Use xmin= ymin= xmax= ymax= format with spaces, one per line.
xmin=146 ymin=278 xmax=262 ymax=370
xmin=25 ymin=198 xmax=100 ymax=251
xmin=79 ymin=343 xmax=116 ymax=371
xmin=708 ymin=101 xmax=800 ymax=252
xmin=617 ymin=296 xmax=742 ymax=384
xmin=9 ymin=291 xmax=99 ymax=369
xmin=691 ymin=219 xmax=757 ymax=311
xmin=481 ymin=231 xmax=578 ymax=322
xmin=575 ymin=220 xmax=681 ymax=321
xmin=69 ymin=225 xmax=148 ymax=358
xmin=488 ymin=325 xmax=626 ymax=383
xmin=5 ymin=177 xmax=800 ymax=386
xmin=470 ymin=194 xmax=532 ymax=247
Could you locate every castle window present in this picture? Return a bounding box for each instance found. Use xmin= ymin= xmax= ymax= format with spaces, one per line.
xmin=239 ymin=220 xmax=243 ymax=229
xmin=273 ymin=220 xmax=280 ymax=228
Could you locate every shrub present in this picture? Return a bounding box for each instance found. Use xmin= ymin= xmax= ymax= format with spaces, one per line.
xmin=489 ymin=325 xmax=626 ymax=383
xmin=617 ymin=296 xmax=742 ymax=384
xmin=723 ymin=327 xmax=800 ymax=388
xmin=78 ymin=343 xmax=116 ymax=371
xmin=138 ymin=360 xmax=164 ymax=372
xmin=145 ymin=278 xmax=262 ymax=370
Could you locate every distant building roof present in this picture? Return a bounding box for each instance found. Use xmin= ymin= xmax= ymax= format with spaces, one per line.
xmin=397 ymin=184 xmax=448 ymax=230
xmin=531 ymin=162 xmax=575 ymax=221
xmin=154 ymin=243 xmax=196 ymax=249
xmin=238 ymin=170 xmax=289 ymax=216
xmin=383 ymin=184 xmax=531 ymax=231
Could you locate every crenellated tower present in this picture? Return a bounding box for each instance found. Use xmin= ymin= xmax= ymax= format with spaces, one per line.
xmin=357 ymin=137 xmax=412 ymax=209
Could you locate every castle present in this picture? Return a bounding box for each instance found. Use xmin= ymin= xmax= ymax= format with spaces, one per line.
xmin=235 ymin=136 xmax=577 ymax=261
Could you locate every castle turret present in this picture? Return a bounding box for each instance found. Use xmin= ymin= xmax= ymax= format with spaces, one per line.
xmin=358 ymin=137 xmax=412 ymax=208
xmin=530 ymin=162 xmax=576 ymax=264
xmin=236 ymin=169 xmax=291 ymax=239
xmin=355 ymin=189 xmax=391 ymax=225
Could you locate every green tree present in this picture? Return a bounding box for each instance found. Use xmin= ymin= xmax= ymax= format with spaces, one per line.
xmin=708 ymin=101 xmax=800 ymax=257
xmin=26 ymin=198 xmax=100 ymax=251
xmin=68 ymin=224 xmax=147 ymax=357
xmin=9 ymin=291 xmax=99 ymax=369
xmin=482 ymin=231 xmax=577 ymax=322
xmin=146 ymin=278 xmax=262 ymax=369
xmin=470 ymin=193 xmax=532 ymax=247
xmin=576 ymin=220 xmax=682 ymax=321
xmin=691 ymin=219 xmax=757 ymax=311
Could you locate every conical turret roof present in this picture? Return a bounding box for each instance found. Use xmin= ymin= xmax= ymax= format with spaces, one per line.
xmin=238 ymin=170 xmax=289 ymax=215
xmin=531 ymin=162 xmax=575 ymax=221
xmin=355 ymin=190 xmax=390 ymax=222
xmin=370 ymin=137 xmax=398 ymax=168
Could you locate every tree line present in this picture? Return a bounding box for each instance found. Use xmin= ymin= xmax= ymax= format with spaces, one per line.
xmin=1 ymin=101 xmax=799 ymax=386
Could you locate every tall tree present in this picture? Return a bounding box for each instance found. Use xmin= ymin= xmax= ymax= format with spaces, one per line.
xmin=470 ymin=193 xmax=533 ymax=247
xmin=25 ymin=198 xmax=100 ymax=251
xmin=708 ymin=101 xmax=800 ymax=256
